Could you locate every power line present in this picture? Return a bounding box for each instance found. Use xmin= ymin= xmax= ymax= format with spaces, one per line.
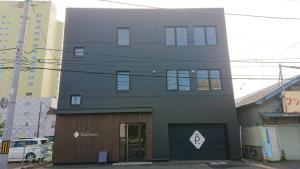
xmin=11 ymin=66 xmax=296 ymax=80
xmin=225 ymin=13 xmax=300 ymax=20
xmin=0 ymin=48 xmax=16 ymax=52
xmin=92 ymin=0 xmax=300 ymax=21
xmin=274 ymin=39 xmax=300 ymax=57
xmin=22 ymin=47 xmax=300 ymax=64
xmin=95 ymin=0 xmax=160 ymax=9
xmin=30 ymin=2 xmax=61 ymax=63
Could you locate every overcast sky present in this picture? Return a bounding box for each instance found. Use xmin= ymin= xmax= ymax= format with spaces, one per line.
xmin=48 ymin=0 xmax=300 ymax=98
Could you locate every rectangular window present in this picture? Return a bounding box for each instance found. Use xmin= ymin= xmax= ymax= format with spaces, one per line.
xmin=176 ymin=27 xmax=188 ymax=46
xmin=118 ymin=28 xmax=130 ymax=46
xmin=178 ymin=70 xmax=190 ymax=91
xmin=165 ymin=27 xmax=175 ymax=46
xmin=74 ymin=47 xmax=84 ymax=57
xmin=167 ymin=70 xmax=177 ymax=90
xmin=194 ymin=27 xmax=206 ymax=46
xmin=209 ymin=70 xmax=221 ymax=90
xmin=117 ymin=71 xmax=130 ymax=91
xmin=70 ymin=95 xmax=81 ymax=105
xmin=196 ymin=70 xmax=209 ymax=90
xmin=206 ymin=26 xmax=217 ymax=45
xmin=26 ymin=92 xmax=32 ymax=96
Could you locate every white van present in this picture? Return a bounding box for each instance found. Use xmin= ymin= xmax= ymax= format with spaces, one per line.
xmin=8 ymin=138 xmax=50 ymax=162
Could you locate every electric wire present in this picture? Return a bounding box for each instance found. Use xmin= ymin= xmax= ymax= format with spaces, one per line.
xmin=30 ymin=2 xmax=61 ymax=63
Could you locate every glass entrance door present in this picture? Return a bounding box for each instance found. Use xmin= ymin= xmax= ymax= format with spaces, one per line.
xmin=119 ymin=123 xmax=146 ymax=162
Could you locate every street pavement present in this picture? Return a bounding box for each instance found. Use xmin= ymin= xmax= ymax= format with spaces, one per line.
xmin=7 ymin=162 xmax=33 ymax=169
xmin=7 ymin=160 xmax=300 ymax=169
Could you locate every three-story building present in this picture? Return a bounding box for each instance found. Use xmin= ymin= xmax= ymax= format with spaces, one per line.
xmin=53 ymin=8 xmax=241 ymax=163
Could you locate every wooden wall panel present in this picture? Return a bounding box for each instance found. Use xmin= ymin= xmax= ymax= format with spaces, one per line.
xmin=53 ymin=113 xmax=152 ymax=163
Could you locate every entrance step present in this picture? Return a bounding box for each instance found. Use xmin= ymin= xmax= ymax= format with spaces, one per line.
xmin=112 ymin=162 xmax=153 ymax=166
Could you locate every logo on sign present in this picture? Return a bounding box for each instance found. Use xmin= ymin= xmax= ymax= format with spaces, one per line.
xmin=74 ymin=131 xmax=98 ymax=138
xmin=74 ymin=131 xmax=79 ymax=138
xmin=189 ymin=130 xmax=205 ymax=149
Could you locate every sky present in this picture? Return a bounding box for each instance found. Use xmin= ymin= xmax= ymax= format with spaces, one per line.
xmin=50 ymin=0 xmax=300 ymax=98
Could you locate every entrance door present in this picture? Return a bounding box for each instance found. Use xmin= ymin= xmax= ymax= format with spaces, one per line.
xmin=119 ymin=123 xmax=146 ymax=162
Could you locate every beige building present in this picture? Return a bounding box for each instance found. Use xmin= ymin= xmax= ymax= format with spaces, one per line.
xmin=0 ymin=1 xmax=63 ymax=98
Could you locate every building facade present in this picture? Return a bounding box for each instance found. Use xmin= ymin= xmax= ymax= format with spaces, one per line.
xmin=0 ymin=1 xmax=63 ymax=98
xmin=236 ymin=76 xmax=300 ymax=161
xmin=0 ymin=97 xmax=57 ymax=139
xmin=54 ymin=8 xmax=241 ymax=163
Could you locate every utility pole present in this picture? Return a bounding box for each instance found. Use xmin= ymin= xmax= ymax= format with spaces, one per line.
xmin=37 ymin=102 xmax=42 ymax=138
xmin=278 ymin=64 xmax=287 ymax=113
xmin=0 ymin=0 xmax=31 ymax=168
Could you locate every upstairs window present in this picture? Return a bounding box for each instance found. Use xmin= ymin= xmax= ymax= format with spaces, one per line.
xmin=194 ymin=27 xmax=206 ymax=46
xmin=206 ymin=26 xmax=217 ymax=45
xmin=178 ymin=70 xmax=190 ymax=91
xmin=165 ymin=27 xmax=175 ymax=46
xmin=167 ymin=70 xmax=190 ymax=91
xmin=118 ymin=28 xmax=130 ymax=46
xmin=117 ymin=71 xmax=130 ymax=91
xmin=166 ymin=27 xmax=187 ymax=46
xmin=167 ymin=70 xmax=177 ymax=90
xmin=74 ymin=47 xmax=84 ymax=57
xmin=197 ymin=70 xmax=209 ymax=90
xmin=176 ymin=27 xmax=188 ymax=46
xmin=70 ymin=95 xmax=81 ymax=105
xmin=209 ymin=70 xmax=222 ymax=90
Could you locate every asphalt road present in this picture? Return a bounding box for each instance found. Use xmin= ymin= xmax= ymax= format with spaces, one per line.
xmin=7 ymin=161 xmax=300 ymax=169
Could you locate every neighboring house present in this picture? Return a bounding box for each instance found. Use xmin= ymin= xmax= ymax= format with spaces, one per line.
xmin=236 ymin=75 xmax=300 ymax=161
xmin=53 ymin=8 xmax=241 ymax=163
xmin=0 ymin=97 xmax=57 ymax=139
xmin=43 ymin=107 xmax=57 ymax=142
xmin=0 ymin=1 xmax=63 ymax=98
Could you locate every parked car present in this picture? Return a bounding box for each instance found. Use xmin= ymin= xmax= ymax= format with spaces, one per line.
xmin=8 ymin=138 xmax=49 ymax=162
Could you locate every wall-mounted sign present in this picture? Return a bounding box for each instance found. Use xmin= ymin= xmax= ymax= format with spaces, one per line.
xmin=74 ymin=131 xmax=99 ymax=138
xmin=0 ymin=97 xmax=8 ymax=109
xmin=189 ymin=130 xmax=205 ymax=149
xmin=283 ymin=91 xmax=300 ymax=113
xmin=0 ymin=141 xmax=10 ymax=154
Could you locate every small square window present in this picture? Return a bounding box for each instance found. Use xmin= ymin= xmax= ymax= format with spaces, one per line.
xmin=70 ymin=95 xmax=81 ymax=105
xmin=74 ymin=47 xmax=84 ymax=57
xmin=117 ymin=71 xmax=130 ymax=91
xmin=118 ymin=28 xmax=130 ymax=46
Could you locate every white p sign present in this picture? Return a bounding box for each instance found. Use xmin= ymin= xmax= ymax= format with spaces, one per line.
xmin=190 ymin=130 xmax=205 ymax=149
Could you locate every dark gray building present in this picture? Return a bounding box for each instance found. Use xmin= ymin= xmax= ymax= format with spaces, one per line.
xmin=53 ymin=8 xmax=241 ymax=163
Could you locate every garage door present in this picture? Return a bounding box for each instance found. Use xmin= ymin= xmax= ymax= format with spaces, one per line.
xmin=278 ymin=125 xmax=300 ymax=160
xmin=169 ymin=124 xmax=228 ymax=160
